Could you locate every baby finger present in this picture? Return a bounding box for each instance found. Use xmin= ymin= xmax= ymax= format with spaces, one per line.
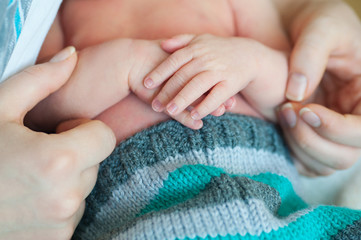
xmin=144 ymin=48 xmax=192 ymax=89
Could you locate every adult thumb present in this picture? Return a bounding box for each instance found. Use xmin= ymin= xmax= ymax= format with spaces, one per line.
xmin=0 ymin=46 xmax=77 ymax=123
xmin=56 ymin=118 xmax=92 ymax=133
xmin=286 ymin=24 xmax=335 ymax=102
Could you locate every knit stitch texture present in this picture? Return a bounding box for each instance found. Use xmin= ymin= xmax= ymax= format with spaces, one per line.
xmin=73 ymin=113 xmax=361 ymax=240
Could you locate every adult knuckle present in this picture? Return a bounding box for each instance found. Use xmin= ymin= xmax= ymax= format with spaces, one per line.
xmin=23 ymin=64 xmax=47 ymax=79
xmin=62 ymin=224 xmax=76 ymax=240
xmin=53 ymin=224 xmax=76 ymax=240
xmin=42 ymin=151 xmax=77 ymax=178
xmin=52 ymin=193 xmax=82 ymax=220
xmin=89 ymin=120 xmax=116 ymax=148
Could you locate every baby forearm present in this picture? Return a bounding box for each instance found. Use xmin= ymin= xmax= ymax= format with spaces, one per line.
xmin=242 ymin=43 xmax=289 ymax=121
xmin=26 ymin=38 xmax=140 ymax=132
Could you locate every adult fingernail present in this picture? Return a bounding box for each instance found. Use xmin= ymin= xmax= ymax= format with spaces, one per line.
xmin=300 ymin=108 xmax=321 ymax=128
xmin=152 ymin=99 xmax=163 ymax=112
xmin=286 ymin=73 xmax=307 ymax=101
xmin=167 ymin=103 xmax=178 ymax=115
xmin=191 ymin=110 xmax=200 ymax=120
xmin=50 ymin=46 xmax=76 ymax=63
xmin=144 ymin=77 xmax=154 ymax=88
xmin=280 ymin=103 xmax=297 ymax=128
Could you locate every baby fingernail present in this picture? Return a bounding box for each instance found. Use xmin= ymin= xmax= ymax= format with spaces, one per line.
xmin=224 ymin=97 xmax=235 ymax=109
xmin=50 ymin=46 xmax=76 ymax=63
xmin=144 ymin=77 xmax=154 ymax=88
xmin=286 ymin=73 xmax=307 ymax=101
xmin=193 ymin=120 xmax=203 ymax=129
xmin=280 ymin=103 xmax=297 ymax=128
xmin=300 ymin=108 xmax=321 ymax=128
xmin=191 ymin=110 xmax=200 ymax=120
xmin=152 ymin=99 xmax=163 ymax=112
xmin=167 ymin=103 xmax=178 ymax=115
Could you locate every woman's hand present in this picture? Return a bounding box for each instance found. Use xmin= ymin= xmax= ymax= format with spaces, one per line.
xmin=275 ymin=0 xmax=361 ymax=176
xmin=279 ymin=72 xmax=361 ymax=176
xmin=0 ymin=48 xmax=116 ymax=240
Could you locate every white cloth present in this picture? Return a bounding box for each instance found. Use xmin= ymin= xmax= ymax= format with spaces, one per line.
xmin=1 ymin=0 xmax=62 ymax=82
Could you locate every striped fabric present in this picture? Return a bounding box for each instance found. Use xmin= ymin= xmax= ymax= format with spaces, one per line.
xmin=73 ymin=114 xmax=361 ymax=240
xmin=0 ymin=0 xmax=32 ymax=79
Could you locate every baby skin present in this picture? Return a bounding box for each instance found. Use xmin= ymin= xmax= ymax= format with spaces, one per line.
xmin=28 ymin=0 xmax=290 ymax=143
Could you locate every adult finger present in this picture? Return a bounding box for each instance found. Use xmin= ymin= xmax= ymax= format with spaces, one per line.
xmin=0 ymin=47 xmax=77 ymax=123
xmin=282 ymin=127 xmax=335 ymax=176
xmin=299 ymin=103 xmax=361 ymax=148
xmin=279 ymin=103 xmax=360 ymax=170
xmin=57 ymin=120 xmax=116 ymax=170
xmin=287 ymin=18 xmax=337 ymax=102
xmin=80 ymin=165 xmax=100 ymax=199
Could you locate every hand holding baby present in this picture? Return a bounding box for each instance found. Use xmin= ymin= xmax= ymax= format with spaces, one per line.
xmin=279 ymin=0 xmax=361 ymax=176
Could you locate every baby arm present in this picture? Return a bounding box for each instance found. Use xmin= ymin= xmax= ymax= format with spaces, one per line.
xmin=26 ymin=39 xmax=169 ymax=132
xmin=144 ymin=34 xmax=288 ymax=125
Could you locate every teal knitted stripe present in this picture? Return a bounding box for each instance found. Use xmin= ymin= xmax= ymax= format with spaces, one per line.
xmin=140 ymin=165 xmax=225 ymax=215
xmin=248 ymin=173 xmax=308 ymax=216
xmin=141 ymin=165 xmax=305 ymax=217
xmin=180 ymin=207 xmax=361 ymax=240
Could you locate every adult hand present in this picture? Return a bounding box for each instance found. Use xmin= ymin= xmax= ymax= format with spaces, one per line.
xmin=286 ymin=0 xmax=361 ymax=102
xmin=277 ymin=1 xmax=361 ymax=176
xmin=0 ymin=47 xmax=116 ymax=240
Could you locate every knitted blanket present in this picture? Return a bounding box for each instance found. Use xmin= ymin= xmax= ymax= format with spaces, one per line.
xmin=73 ymin=113 xmax=361 ymax=240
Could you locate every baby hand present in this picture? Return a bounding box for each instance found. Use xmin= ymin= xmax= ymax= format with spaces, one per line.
xmin=143 ymin=34 xmax=264 ymax=127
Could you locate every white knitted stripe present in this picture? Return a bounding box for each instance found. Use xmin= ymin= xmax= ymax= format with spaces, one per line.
xmin=110 ymin=199 xmax=314 ymax=240
xmin=81 ymin=147 xmax=297 ymax=239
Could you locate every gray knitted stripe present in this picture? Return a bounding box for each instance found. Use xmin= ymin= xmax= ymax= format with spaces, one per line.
xmin=83 ymin=114 xmax=290 ymax=224
xmin=331 ymin=217 xmax=361 ymax=240
xmin=75 ymin=172 xmax=309 ymax=240
xmin=77 ymin=147 xmax=296 ymax=239
xmin=110 ymin=199 xmax=314 ymax=240
xmin=107 ymin=114 xmax=289 ymax=183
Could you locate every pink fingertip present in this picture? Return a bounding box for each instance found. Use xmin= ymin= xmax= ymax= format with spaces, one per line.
xmin=193 ymin=120 xmax=203 ymax=129
xmin=224 ymin=97 xmax=235 ymax=109
xmin=144 ymin=77 xmax=154 ymax=88
xmin=152 ymin=99 xmax=164 ymax=112
xmin=191 ymin=110 xmax=200 ymax=120
xmin=167 ymin=103 xmax=178 ymax=115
